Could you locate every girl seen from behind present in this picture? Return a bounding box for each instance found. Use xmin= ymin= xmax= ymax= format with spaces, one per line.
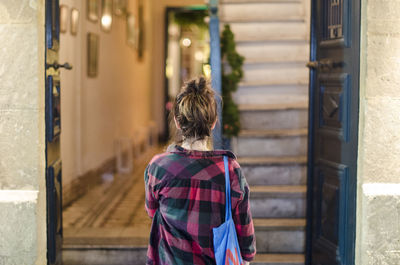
xmin=144 ymin=77 xmax=256 ymax=265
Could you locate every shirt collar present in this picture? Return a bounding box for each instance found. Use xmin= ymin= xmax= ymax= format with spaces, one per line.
xmin=167 ymin=144 xmax=236 ymax=159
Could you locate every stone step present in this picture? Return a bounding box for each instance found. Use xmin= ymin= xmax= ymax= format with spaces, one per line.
xmin=238 ymin=156 xmax=307 ymax=166
xmin=62 ymin=245 xmax=147 ymax=265
xmin=239 ymin=128 xmax=308 ymax=137
xmin=253 ymin=254 xmax=305 ymax=265
xmin=239 ymin=102 xmax=308 ymax=111
xmin=241 ymin=62 xmax=309 ymax=86
xmin=239 ymin=103 xmax=308 ymax=130
xmin=235 ymin=129 xmax=307 ymax=157
xmin=242 ymin=164 xmax=307 ymax=186
xmin=233 ymin=92 xmax=308 ymax=106
xmin=221 ymin=0 xmax=302 ymax=4
xmin=63 ymin=240 xmax=305 ymax=265
xmin=254 ymin=218 xmax=306 ymax=253
xmin=229 ymin=22 xmax=308 ymax=42
xmin=250 ymin=186 xmax=307 ymax=218
xmin=254 ymin=218 xmax=306 ymax=230
xmin=220 ymin=3 xmax=305 ymax=23
xmin=251 ymin=185 xmax=307 ymax=197
xmin=236 ymin=42 xmax=309 ymax=64
xmin=236 ymin=84 xmax=308 ymax=95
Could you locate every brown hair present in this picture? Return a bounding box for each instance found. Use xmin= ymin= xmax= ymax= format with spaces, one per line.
xmin=172 ymin=77 xmax=218 ymax=144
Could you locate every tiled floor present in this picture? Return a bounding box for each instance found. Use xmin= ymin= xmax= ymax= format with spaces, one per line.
xmin=63 ymin=147 xmax=162 ymax=247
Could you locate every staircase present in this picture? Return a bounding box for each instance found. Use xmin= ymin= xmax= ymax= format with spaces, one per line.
xmin=219 ymin=0 xmax=310 ymax=264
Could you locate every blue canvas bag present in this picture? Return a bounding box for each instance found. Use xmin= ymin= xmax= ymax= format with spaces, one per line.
xmin=213 ymin=156 xmax=244 ymax=265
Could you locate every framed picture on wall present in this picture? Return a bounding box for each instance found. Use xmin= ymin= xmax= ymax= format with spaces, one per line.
xmin=87 ymin=0 xmax=99 ymax=22
xmin=114 ymin=0 xmax=127 ymax=16
xmin=59 ymin=5 xmax=68 ymax=33
xmin=126 ymin=13 xmax=137 ymax=49
xmin=87 ymin=33 xmax=99 ymax=77
xmin=70 ymin=8 xmax=79 ymax=35
xmin=101 ymin=0 xmax=113 ymax=32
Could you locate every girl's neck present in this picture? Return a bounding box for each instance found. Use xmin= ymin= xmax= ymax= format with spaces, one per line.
xmin=181 ymin=138 xmax=210 ymax=151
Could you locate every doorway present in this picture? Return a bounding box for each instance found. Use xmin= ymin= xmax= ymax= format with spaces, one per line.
xmin=163 ymin=7 xmax=210 ymax=141
xmin=44 ymin=0 xmax=362 ymax=264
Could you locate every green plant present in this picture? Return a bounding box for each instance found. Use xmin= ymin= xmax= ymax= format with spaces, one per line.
xmin=174 ymin=10 xmax=208 ymax=29
xmin=221 ymin=24 xmax=244 ymax=137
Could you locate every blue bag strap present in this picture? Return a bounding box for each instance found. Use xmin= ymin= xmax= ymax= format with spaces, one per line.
xmin=223 ymin=156 xmax=232 ymax=221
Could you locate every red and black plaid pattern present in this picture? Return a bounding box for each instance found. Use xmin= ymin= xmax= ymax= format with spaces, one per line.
xmin=145 ymin=145 xmax=256 ymax=265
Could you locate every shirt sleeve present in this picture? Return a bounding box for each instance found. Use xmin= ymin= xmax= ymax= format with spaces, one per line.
xmin=144 ymin=164 xmax=159 ymax=218
xmin=232 ymin=166 xmax=256 ymax=262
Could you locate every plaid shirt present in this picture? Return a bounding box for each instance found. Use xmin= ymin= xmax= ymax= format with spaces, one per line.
xmin=144 ymin=145 xmax=256 ymax=265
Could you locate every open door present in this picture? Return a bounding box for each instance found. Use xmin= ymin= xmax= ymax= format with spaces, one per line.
xmin=45 ymin=0 xmax=71 ymax=263
xmin=306 ymin=0 xmax=360 ymax=264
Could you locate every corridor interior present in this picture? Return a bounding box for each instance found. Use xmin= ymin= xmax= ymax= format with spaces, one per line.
xmin=63 ymin=147 xmax=159 ymax=246
xmin=60 ymin=0 xmax=213 ymax=261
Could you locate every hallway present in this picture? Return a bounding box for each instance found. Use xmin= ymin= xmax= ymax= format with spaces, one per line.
xmin=62 ymin=147 xmax=158 ymax=265
xmin=62 ymin=149 xmax=156 ymax=246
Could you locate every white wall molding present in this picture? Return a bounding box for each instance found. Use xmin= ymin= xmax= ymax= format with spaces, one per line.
xmin=0 ymin=190 xmax=38 ymax=203
xmin=363 ymin=183 xmax=400 ymax=196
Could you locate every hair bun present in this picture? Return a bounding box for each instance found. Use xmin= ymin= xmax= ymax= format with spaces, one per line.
xmin=197 ymin=77 xmax=206 ymax=92
xmin=185 ymin=77 xmax=207 ymax=95
xmin=173 ymin=76 xmax=217 ymax=142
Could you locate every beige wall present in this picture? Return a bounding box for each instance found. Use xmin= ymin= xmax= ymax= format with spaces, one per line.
xmin=60 ymin=0 xmax=154 ymax=185
xmin=149 ymin=0 xmax=205 ymax=136
xmin=0 ymin=0 xmax=47 ymax=264
xmin=356 ymin=0 xmax=400 ymax=263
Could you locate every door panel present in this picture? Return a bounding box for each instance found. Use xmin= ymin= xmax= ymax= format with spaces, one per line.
xmin=307 ymin=0 xmax=360 ymax=263
xmin=45 ymin=0 xmax=62 ymax=264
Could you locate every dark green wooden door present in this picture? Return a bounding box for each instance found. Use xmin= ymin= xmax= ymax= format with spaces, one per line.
xmin=306 ymin=0 xmax=360 ymax=264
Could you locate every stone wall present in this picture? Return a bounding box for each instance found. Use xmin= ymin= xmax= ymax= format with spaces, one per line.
xmin=356 ymin=0 xmax=400 ymax=263
xmin=0 ymin=0 xmax=47 ymax=264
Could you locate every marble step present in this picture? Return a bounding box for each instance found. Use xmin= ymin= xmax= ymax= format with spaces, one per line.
xmin=236 ymin=42 xmax=309 ymax=64
xmin=239 ymin=103 xmax=308 ymax=130
xmin=220 ymin=2 xmax=305 ymax=23
xmin=254 ymin=218 xmax=306 ymax=253
xmin=230 ymin=22 xmax=308 ymax=42
xmin=235 ymin=129 xmax=308 ymax=157
xmin=250 ymin=186 xmax=307 ymax=218
xmin=241 ymin=62 xmax=309 ymax=86
xmin=253 ymin=254 xmax=305 ymax=265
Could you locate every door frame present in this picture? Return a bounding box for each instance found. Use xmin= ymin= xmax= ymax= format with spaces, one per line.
xmin=45 ymin=0 xmax=63 ymax=264
xmin=305 ymin=0 xmax=317 ymax=260
xmin=162 ymin=5 xmax=217 ymax=144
